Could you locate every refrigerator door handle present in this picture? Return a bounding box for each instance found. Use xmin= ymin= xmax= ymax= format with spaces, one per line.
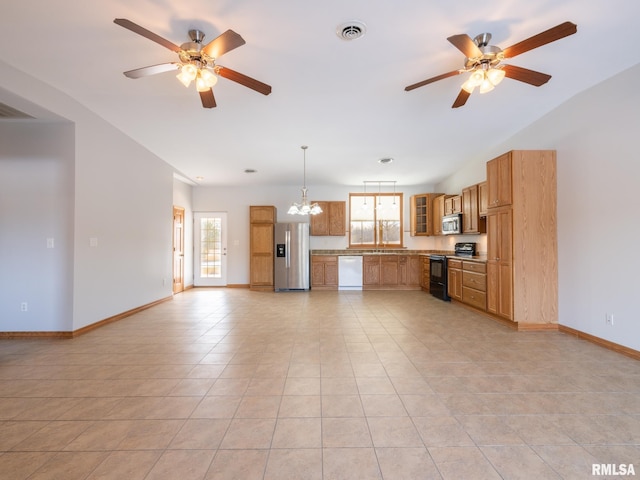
xmin=285 ymin=230 xmax=291 ymax=269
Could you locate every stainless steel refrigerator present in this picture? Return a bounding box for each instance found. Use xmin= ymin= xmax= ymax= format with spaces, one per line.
xmin=274 ymin=223 xmax=310 ymax=291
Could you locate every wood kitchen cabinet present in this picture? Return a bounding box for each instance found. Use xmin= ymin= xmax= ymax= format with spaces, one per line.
xmin=486 ymin=152 xmax=513 ymax=208
xmin=485 ymin=150 xmax=557 ymax=327
xmin=311 ymin=255 xmax=338 ymax=290
xmin=249 ymin=206 xmax=276 ymax=291
xmin=478 ymin=181 xmax=488 ymax=217
xmin=447 ymin=258 xmax=463 ymax=301
xmin=420 ymin=256 xmax=430 ymax=291
xmin=363 ymin=255 xmax=421 ymax=290
xmin=449 ymin=258 xmax=487 ymax=310
xmin=250 ymin=205 xmax=276 ymax=223
xmin=444 ymin=195 xmax=462 ymax=215
xmin=432 ymin=194 xmax=453 ymax=236
xmin=363 ymin=256 xmax=381 ymax=286
xmin=380 ymin=256 xmax=399 ymax=286
xmin=462 ymin=183 xmax=486 ymax=234
xmin=310 ymin=201 xmax=346 ymax=236
xmin=396 ymin=255 xmax=421 ymax=286
xmin=462 ymin=261 xmax=487 ymax=311
xmin=487 ymin=205 xmax=513 ymax=319
xmin=406 ymin=256 xmax=422 ymax=286
xmin=410 ymin=193 xmax=443 ymax=236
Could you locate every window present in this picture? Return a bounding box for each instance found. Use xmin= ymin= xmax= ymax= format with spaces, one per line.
xmin=349 ymin=193 xmax=403 ymax=248
xmin=199 ymin=216 xmax=222 ymax=278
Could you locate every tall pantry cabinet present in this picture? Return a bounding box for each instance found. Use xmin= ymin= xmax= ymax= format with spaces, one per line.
xmin=486 ymin=150 xmax=558 ymax=327
xmin=249 ymin=206 xmax=276 ymax=291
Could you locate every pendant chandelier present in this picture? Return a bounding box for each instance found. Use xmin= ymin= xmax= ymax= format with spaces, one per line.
xmin=288 ymin=145 xmax=323 ymax=215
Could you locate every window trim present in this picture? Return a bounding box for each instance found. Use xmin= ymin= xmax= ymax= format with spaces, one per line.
xmin=349 ymin=192 xmax=404 ymax=249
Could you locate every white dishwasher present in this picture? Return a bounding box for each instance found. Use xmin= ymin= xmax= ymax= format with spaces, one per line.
xmin=338 ymin=256 xmax=363 ymax=290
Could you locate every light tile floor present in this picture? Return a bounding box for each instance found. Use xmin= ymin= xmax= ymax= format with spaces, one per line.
xmin=1 ymin=289 xmax=639 ymax=479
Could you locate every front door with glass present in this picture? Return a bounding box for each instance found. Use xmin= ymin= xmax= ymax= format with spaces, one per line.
xmin=194 ymin=212 xmax=228 ymax=286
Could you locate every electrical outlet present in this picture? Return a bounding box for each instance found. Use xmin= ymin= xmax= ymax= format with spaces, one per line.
xmin=20 ymin=302 xmax=28 ymax=312
xmin=606 ymin=313 xmax=614 ymax=326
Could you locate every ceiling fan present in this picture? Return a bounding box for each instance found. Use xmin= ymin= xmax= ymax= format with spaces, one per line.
xmin=113 ymin=18 xmax=272 ymax=108
xmin=405 ymin=21 xmax=577 ymax=108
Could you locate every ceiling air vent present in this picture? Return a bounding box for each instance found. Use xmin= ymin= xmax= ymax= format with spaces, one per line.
xmin=336 ymin=21 xmax=367 ymax=41
xmin=0 ymin=102 xmax=33 ymax=119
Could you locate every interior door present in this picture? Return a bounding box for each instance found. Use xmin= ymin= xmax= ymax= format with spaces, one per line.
xmin=172 ymin=206 xmax=185 ymax=293
xmin=194 ymin=212 xmax=228 ymax=286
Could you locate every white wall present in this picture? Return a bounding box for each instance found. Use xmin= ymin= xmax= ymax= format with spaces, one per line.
xmin=1 ymin=61 xmax=175 ymax=332
xmin=437 ymin=63 xmax=640 ymax=352
xmin=0 ymin=121 xmax=75 ymax=331
xmin=72 ymin=119 xmax=174 ymax=329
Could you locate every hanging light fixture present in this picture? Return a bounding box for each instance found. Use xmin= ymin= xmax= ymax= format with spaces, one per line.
xmin=288 ymin=146 xmax=323 ymax=215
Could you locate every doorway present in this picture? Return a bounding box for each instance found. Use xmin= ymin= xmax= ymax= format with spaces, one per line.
xmin=194 ymin=212 xmax=228 ymax=286
xmin=172 ymin=206 xmax=185 ymax=294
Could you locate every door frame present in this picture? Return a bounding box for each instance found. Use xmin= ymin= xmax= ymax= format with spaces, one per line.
xmin=194 ymin=211 xmax=228 ymax=287
xmin=172 ymin=206 xmax=185 ymax=294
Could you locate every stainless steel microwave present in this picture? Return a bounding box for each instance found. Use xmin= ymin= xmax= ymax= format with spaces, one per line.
xmin=442 ymin=213 xmax=462 ymax=235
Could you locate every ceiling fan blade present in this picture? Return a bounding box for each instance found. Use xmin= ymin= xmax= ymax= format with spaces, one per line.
xmin=215 ymin=66 xmax=272 ymax=95
xmin=201 ymin=29 xmax=246 ymax=59
xmin=123 ymin=63 xmax=179 ymax=79
xmin=502 ymin=64 xmax=552 ymax=86
xmin=114 ymin=18 xmax=181 ymax=53
xmin=452 ymin=89 xmax=471 ymax=108
xmin=199 ymin=89 xmax=217 ymax=108
xmin=447 ymin=34 xmax=483 ymax=58
xmin=502 ymin=21 xmax=577 ymax=58
xmin=404 ymin=70 xmax=463 ymax=92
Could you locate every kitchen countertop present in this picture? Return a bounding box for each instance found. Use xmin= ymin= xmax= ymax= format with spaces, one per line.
xmin=311 ymin=249 xmax=449 ymax=256
xmin=311 ymin=249 xmax=487 ymax=262
xmin=445 ymin=254 xmax=487 ymax=263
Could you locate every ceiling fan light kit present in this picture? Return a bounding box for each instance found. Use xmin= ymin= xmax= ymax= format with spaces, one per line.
xmin=461 ymin=65 xmax=506 ymax=94
xmin=405 ymin=21 xmax=577 ymax=108
xmin=113 ymin=18 xmax=272 ymax=108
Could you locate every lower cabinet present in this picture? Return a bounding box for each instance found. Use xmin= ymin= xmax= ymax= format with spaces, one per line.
xmin=363 ymin=256 xmax=381 ymax=286
xmin=364 ymin=255 xmax=421 ymax=290
xmin=447 ymin=259 xmax=463 ymax=301
xmin=448 ymin=258 xmax=487 ymax=310
xmin=461 ymin=261 xmax=487 ymax=310
xmin=311 ymin=256 xmax=338 ymax=290
xmin=420 ymin=256 xmax=430 ymax=292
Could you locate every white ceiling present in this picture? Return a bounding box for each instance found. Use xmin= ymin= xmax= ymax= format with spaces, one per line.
xmin=1 ymin=0 xmax=638 ymax=187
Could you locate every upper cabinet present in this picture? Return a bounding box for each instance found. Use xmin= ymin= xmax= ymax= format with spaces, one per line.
xmin=444 ymin=194 xmax=462 ymax=215
xmin=250 ymin=205 xmax=277 ymax=223
xmin=410 ymin=193 xmax=443 ymax=236
xmin=486 ymin=152 xmax=513 ymax=208
xmin=432 ymin=194 xmax=448 ymax=236
xmin=462 ymin=183 xmax=486 ymax=234
xmin=310 ymin=201 xmax=346 ymax=236
xmin=478 ymin=181 xmax=488 ymax=217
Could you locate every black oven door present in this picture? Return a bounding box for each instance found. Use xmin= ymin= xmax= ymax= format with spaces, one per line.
xmin=429 ymin=255 xmax=450 ymax=301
